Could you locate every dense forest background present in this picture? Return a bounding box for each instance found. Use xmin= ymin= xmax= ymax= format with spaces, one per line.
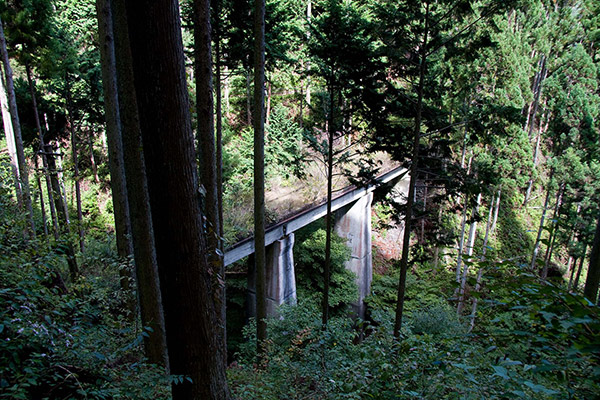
xmin=0 ymin=0 xmax=599 ymax=398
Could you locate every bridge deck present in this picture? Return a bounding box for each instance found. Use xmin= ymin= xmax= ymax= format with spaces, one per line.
xmin=224 ymin=166 xmax=408 ymax=266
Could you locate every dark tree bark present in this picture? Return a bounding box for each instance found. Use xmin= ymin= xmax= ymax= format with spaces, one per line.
xmin=394 ymin=2 xmax=429 ymax=338
xmin=25 ymin=63 xmax=59 ymax=238
xmin=584 ymin=215 xmax=600 ymax=303
xmin=95 ymin=0 xmax=135 ymax=311
xmin=193 ymin=0 xmax=226 ymax=359
xmin=65 ymin=79 xmax=85 ymax=253
xmin=542 ymin=184 xmax=563 ymax=279
xmin=568 ymin=256 xmax=579 ymax=292
xmin=123 ymin=0 xmax=231 ymax=397
xmin=524 ymin=54 xmax=547 ymax=140
xmin=45 ymin=146 xmax=79 ymax=280
xmin=102 ymin=0 xmax=169 ymax=368
xmin=253 ymin=0 xmax=268 ymax=357
xmin=33 ymin=155 xmax=48 ymax=237
xmin=322 ymin=78 xmax=335 ymax=326
xmin=573 ymin=245 xmax=587 ymax=292
xmin=531 ymin=168 xmax=554 ymax=271
xmin=89 ymin=134 xmax=100 ymax=184
xmin=0 ymin=16 xmax=35 ymax=238
xmin=214 ymin=0 xmax=224 ymax=250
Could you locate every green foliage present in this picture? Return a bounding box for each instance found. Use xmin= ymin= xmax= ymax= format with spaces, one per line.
xmin=231 ymin=263 xmax=600 ymax=399
xmin=0 ymin=212 xmax=169 ymax=398
xmin=223 ymin=107 xmax=304 ymax=184
xmin=409 ymin=302 xmax=464 ymax=336
xmin=221 ymin=108 xmax=305 ymax=243
xmin=295 ymin=227 xmax=356 ymax=311
xmin=265 ymin=105 xmax=305 ymax=179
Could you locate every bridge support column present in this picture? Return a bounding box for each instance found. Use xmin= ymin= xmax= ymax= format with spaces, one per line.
xmin=334 ymin=192 xmax=373 ymax=319
xmin=247 ymin=233 xmax=297 ymax=317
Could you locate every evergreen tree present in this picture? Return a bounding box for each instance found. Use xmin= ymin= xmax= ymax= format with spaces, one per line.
xmin=122 ymin=0 xmax=231 ymax=396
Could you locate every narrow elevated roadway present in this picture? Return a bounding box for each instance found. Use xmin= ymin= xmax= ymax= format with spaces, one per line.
xmin=224 ymin=166 xmax=408 ymax=266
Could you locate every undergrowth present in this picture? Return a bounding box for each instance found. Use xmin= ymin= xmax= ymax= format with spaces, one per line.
xmin=229 ymin=261 xmax=600 ymax=400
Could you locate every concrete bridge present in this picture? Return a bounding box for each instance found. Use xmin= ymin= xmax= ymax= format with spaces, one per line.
xmin=224 ymin=166 xmax=409 ymax=318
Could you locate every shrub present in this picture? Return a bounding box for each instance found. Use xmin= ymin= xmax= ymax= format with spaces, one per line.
xmin=408 ymin=302 xmax=465 ymax=336
xmin=295 ymin=227 xmax=357 ymax=311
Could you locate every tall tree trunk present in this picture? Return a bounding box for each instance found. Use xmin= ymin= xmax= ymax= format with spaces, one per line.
xmin=459 ymin=120 xmax=468 ymax=170
xmin=465 ymin=193 xmax=481 ymax=258
xmin=564 ymin=204 xmax=580 ymax=280
xmin=525 ymin=54 xmax=547 ymax=141
xmin=393 ymin=2 xmax=429 ymax=338
xmin=214 ymin=0 xmax=224 ymax=253
xmin=45 ymin=146 xmax=79 ymax=280
xmin=65 ymin=79 xmax=85 ymax=253
xmin=523 ymin=129 xmax=542 ymax=207
xmin=265 ymin=79 xmax=272 ymax=127
xmin=89 ymin=133 xmax=100 ymax=183
xmin=523 ymin=107 xmax=549 ymax=208
xmin=33 ymin=155 xmax=48 ymax=237
xmin=525 ymin=54 xmax=547 ymax=140
xmin=223 ymin=66 xmax=231 ymax=117
xmin=531 ymin=168 xmax=554 ymax=271
xmin=583 ymin=215 xmax=600 ymax=303
xmin=433 ymin=202 xmax=444 ymax=269
xmin=455 ymin=195 xmax=469 ymax=283
xmin=0 ymin=67 xmax=22 ymax=208
xmin=193 ymin=0 xmax=226 ymax=361
xmin=573 ymin=245 xmax=587 ymax=292
xmin=54 ymin=146 xmax=70 ymax=228
xmin=215 ymin=0 xmax=226 ymax=360
xmin=457 ymin=192 xmax=481 ymax=315
xmin=0 ymin=16 xmax=35 ymax=238
xmin=253 ymin=0 xmax=267 ymax=358
xmin=469 ymin=195 xmax=494 ymax=332
xmin=322 ymin=78 xmax=335 ymax=326
xmin=96 ymin=0 xmax=136 ymax=311
xmin=542 ymin=184 xmax=563 ymax=278
xmin=106 ymin=0 xmax=169 ymax=368
xmin=305 ymin=0 xmax=311 ymax=108
xmin=568 ymin=255 xmax=579 ymax=292
xmin=124 ymin=0 xmax=231 ymax=396
xmin=420 ymin=179 xmax=428 ymax=244
xmin=491 ymin=188 xmax=501 ymax=234
xmin=25 ymin=65 xmax=60 ymax=239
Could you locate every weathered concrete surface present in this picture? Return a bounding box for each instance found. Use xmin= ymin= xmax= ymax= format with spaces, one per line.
xmin=265 ymin=233 xmax=297 ymax=315
xmin=334 ymin=192 xmax=373 ymax=319
xmin=247 ymin=234 xmax=297 ymax=317
xmin=240 ymin=167 xmax=410 ymax=320
xmin=225 ymin=166 xmax=408 ymax=266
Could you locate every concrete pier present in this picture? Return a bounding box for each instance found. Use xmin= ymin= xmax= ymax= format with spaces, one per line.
xmin=247 ymin=234 xmax=297 ymax=317
xmin=335 ymin=193 xmax=373 ymax=319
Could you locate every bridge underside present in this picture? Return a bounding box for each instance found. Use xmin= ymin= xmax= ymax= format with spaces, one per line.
xmin=238 ymin=167 xmax=408 ymax=319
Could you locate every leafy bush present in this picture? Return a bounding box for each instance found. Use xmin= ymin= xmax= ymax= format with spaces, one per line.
xmin=295 ymin=227 xmax=357 ymax=311
xmin=265 ymin=105 xmax=305 ymax=179
xmin=223 ymin=106 xmax=304 ymax=185
xmin=230 ymin=263 xmax=600 ymax=400
xmin=409 ymin=302 xmax=465 ymax=336
xmin=0 ymin=219 xmax=169 ymax=398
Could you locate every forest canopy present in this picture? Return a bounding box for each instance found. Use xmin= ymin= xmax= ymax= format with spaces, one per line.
xmin=0 ymin=0 xmax=599 ymax=398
